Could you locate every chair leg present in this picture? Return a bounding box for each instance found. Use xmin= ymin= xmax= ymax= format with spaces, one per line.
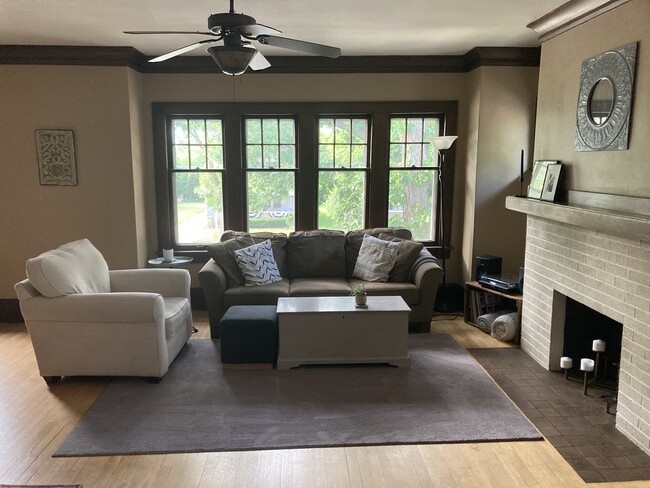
xmin=43 ymin=375 xmax=62 ymax=384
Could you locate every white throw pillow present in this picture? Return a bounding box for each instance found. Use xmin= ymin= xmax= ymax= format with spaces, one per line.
xmin=25 ymin=239 xmax=111 ymax=297
xmin=352 ymin=234 xmax=398 ymax=282
xmin=233 ymin=239 xmax=282 ymax=286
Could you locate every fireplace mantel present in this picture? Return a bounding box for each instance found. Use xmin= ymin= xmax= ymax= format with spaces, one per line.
xmin=506 ymin=193 xmax=650 ymax=241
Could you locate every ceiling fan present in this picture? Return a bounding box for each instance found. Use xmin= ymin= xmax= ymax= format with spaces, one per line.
xmin=124 ymin=0 xmax=342 ymax=75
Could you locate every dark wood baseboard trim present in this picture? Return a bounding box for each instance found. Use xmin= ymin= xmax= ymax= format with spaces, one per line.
xmin=0 ymin=45 xmax=540 ymax=74
xmin=0 ymin=298 xmax=23 ymax=323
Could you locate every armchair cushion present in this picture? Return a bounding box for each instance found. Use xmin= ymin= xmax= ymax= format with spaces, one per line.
xmin=26 ymin=239 xmax=110 ymax=297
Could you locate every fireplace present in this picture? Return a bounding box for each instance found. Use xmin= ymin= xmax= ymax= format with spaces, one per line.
xmin=563 ymin=296 xmax=622 ymax=391
xmin=506 ymin=194 xmax=650 ymax=456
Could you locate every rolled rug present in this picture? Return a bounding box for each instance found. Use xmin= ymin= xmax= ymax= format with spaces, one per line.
xmin=491 ymin=312 xmax=519 ymax=341
xmin=476 ymin=312 xmax=501 ymax=333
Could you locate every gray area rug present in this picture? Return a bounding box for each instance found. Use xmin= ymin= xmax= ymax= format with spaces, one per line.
xmin=55 ymin=334 xmax=541 ymax=457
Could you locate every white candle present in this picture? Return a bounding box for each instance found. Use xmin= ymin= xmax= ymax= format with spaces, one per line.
xmin=163 ymin=249 xmax=174 ymax=262
xmin=580 ymin=358 xmax=595 ymax=372
xmin=560 ymin=357 xmax=573 ymax=369
xmin=592 ymin=340 xmax=606 ymax=352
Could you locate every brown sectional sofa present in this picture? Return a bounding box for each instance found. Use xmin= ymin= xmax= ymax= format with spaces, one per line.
xmin=199 ymin=227 xmax=442 ymax=338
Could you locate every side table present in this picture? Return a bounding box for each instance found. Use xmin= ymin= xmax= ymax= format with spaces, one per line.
xmin=147 ymin=256 xmax=193 ymax=268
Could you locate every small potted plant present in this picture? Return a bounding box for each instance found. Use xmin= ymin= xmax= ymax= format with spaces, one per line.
xmin=350 ymin=283 xmax=367 ymax=308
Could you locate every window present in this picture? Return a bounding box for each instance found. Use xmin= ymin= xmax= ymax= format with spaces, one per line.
xmin=388 ymin=116 xmax=441 ymax=241
xmin=244 ymin=117 xmax=297 ymax=233
xmin=169 ymin=118 xmax=224 ymax=244
xmin=153 ymin=101 xmax=457 ymax=258
xmin=317 ymin=117 xmax=370 ymax=231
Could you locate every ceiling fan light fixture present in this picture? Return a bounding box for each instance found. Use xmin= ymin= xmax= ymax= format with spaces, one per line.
xmin=208 ymin=45 xmax=257 ymax=75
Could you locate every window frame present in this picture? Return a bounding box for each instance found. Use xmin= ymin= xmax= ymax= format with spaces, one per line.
xmin=152 ymin=101 xmax=458 ymax=262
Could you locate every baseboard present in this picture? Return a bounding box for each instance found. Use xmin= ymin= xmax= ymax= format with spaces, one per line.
xmin=0 ymin=298 xmax=23 ymax=323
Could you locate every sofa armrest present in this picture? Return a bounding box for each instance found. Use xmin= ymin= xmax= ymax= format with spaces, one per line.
xmin=110 ymin=269 xmax=190 ymax=299
xmin=408 ymin=250 xmax=443 ymax=324
xmin=198 ymin=259 xmax=228 ymax=338
xmin=19 ymin=292 xmax=165 ymax=323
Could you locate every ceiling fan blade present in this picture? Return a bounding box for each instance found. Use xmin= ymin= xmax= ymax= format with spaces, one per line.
xmin=149 ymin=39 xmax=219 ymax=63
xmin=124 ymin=30 xmax=216 ymax=36
xmin=256 ymin=35 xmax=341 ymax=58
xmin=249 ymin=51 xmax=271 ymax=71
xmin=234 ymin=22 xmax=282 ymax=38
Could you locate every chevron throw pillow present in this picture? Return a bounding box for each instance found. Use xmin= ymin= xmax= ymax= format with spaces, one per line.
xmin=234 ymin=239 xmax=282 ymax=286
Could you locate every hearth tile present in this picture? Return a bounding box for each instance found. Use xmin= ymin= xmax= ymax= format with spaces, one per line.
xmin=539 ymin=407 xmax=562 ymax=418
xmin=610 ymin=456 xmax=637 ymax=468
xmin=584 ymin=415 xmax=614 ymax=425
xmin=629 ymin=453 xmax=650 ymax=467
xmin=557 ymin=446 xmax=581 ymax=458
xmin=576 ymin=445 xmax=602 ymax=458
xmin=545 ymin=435 xmax=571 ymax=447
xmin=598 ymin=467 xmax=649 ymax=482
xmin=556 ymin=407 xmax=580 ymax=417
xmin=586 ymin=456 xmax=616 ymax=469
xmin=564 ymin=435 xmax=589 ymax=447
xmin=539 ymin=425 xmax=561 ymax=437
xmin=577 ymin=469 xmax=606 ymax=482
xmin=548 ymin=417 xmax=573 ymax=428
xmin=568 ymin=457 xmax=598 ymax=470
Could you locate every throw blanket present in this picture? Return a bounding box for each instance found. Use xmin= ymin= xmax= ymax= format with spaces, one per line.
xmin=491 ymin=312 xmax=519 ymax=342
xmin=477 ymin=312 xmax=501 ymax=333
xmin=407 ymin=250 xmax=440 ymax=282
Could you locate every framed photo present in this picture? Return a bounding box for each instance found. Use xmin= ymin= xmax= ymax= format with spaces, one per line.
xmin=528 ymin=160 xmax=558 ymax=199
xmin=35 ymin=129 xmax=77 ymax=186
xmin=541 ymin=163 xmax=562 ymax=202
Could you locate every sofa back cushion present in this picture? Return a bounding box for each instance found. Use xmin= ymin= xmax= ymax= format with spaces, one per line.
xmin=221 ymin=231 xmax=288 ymax=277
xmin=377 ymin=233 xmax=424 ymax=282
xmin=287 ymin=230 xmax=347 ymax=279
xmin=345 ymin=227 xmax=412 ymax=278
xmin=208 ymin=234 xmax=256 ymax=288
xmin=25 ymin=238 xmax=110 ymax=297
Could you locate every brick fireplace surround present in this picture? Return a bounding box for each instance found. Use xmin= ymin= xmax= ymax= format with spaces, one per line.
xmin=507 ymin=194 xmax=650 ymax=456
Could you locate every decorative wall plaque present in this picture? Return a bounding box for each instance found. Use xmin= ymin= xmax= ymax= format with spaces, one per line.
xmin=35 ymin=129 xmax=77 ymax=185
xmin=575 ymin=42 xmax=637 ymax=152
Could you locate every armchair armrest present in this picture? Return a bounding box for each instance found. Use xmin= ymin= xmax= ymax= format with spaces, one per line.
xmin=110 ymin=269 xmax=190 ymax=299
xmin=19 ymin=292 xmax=165 ymax=323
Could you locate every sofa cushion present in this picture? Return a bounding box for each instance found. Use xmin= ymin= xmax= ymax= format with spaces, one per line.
xmin=289 ymin=277 xmax=352 ymax=296
xmin=348 ymin=279 xmax=419 ymax=306
xmin=26 ymin=238 xmax=110 ymax=297
xmin=223 ymin=278 xmax=290 ymax=308
xmin=222 ymin=230 xmax=288 ymax=277
xmin=287 ymin=230 xmax=347 ymax=279
xmin=378 ymin=233 xmax=425 ymax=283
xmin=207 ymin=234 xmax=256 ymax=288
xmin=234 ymin=240 xmax=282 ymax=286
xmin=345 ymin=227 xmax=412 ymax=278
xmin=353 ymin=235 xmax=399 ymax=282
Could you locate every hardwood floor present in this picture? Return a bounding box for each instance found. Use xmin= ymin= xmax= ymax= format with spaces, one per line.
xmin=0 ymin=312 xmax=647 ymax=487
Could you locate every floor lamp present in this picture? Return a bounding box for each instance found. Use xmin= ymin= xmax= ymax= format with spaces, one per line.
xmin=428 ymin=135 xmax=458 ymax=313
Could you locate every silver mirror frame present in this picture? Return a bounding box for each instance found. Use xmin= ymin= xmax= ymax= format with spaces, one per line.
xmin=575 ymin=42 xmax=637 ymax=152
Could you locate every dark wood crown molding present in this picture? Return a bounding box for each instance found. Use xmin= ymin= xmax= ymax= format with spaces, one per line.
xmin=528 ymin=0 xmax=630 ymax=43
xmin=0 ymin=45 xmax=540 ymax=73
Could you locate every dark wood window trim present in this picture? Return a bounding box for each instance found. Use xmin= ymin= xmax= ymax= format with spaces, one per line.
xmin=152 ymin=100 xmax=458 ymax=260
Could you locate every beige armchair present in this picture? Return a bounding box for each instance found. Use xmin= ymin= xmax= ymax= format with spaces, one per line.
xmin=14 ymin=239 xmax=193 ymax=383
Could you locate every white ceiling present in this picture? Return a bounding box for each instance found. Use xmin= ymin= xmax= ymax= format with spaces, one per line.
xmin=0 ymin=0 xmax=568 ymax=58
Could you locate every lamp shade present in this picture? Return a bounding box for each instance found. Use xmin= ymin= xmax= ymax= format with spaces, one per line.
xmin=428 ymin=135 xmax=458 ymax=151
xmin=208 ymin=45 xmax=257 ymax=75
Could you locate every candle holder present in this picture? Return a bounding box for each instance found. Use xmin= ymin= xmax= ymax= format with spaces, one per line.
xmin=580 ymin=358 xmax=595 ymax=395
xmin=560 ymin=356 xmax=573 ymax=380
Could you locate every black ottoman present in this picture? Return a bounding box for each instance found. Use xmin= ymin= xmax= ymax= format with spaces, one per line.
xmin=220 ymin=305 xmax=278 ymax=365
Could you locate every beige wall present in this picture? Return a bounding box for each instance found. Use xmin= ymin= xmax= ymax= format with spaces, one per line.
xmin=534 ymin=0 xmax=650 ymax=196
xmin=469 ymin=66 xmax=539 ymax=279
xmin=1 ymin=65 xmax=540 ymax=299
xmin=0 ymin=65 xmax=142 ymax=297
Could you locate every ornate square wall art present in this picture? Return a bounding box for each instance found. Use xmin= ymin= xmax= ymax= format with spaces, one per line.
xmin=35 ymin=129 xmax=77 ymax=185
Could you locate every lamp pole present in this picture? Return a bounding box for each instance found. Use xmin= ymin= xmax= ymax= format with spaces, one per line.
xmin=428 ymin=136 xmax=457 ymax=314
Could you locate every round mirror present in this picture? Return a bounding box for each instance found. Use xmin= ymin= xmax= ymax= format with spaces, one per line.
xmin=588 ymin=78 xmax=614 ymax=126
